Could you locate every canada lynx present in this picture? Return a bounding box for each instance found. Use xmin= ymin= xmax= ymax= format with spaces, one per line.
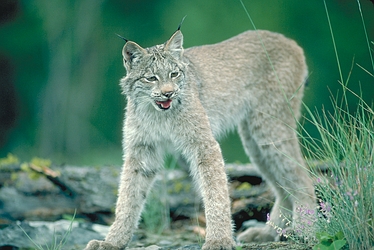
xmin=85 ymin=26 xmax=316 ymax=249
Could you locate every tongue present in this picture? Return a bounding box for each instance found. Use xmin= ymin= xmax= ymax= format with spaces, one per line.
xmin=156 ymin=99 xmax=172 ymax=109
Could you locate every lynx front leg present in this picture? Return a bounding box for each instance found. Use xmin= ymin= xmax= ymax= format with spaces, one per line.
xmin=188 ymin=140 xmax=235 ymax=250
xmin=85 ymin=147 xmax=161 ymax=250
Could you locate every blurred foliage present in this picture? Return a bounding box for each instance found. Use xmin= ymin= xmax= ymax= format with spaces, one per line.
xmin=0 ymin=153 xmax=19 ymax=166
xmin=0 ymin=0 xmax=373 ymax=165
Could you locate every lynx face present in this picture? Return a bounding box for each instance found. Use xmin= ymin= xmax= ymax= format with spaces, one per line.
xmin=120 ymin=31 xmax=186 ymax=112
xmin=147 ymin=69 xmax=182 ymax=111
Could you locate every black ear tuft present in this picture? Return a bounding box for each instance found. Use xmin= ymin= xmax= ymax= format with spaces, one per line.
xmin=116 ymin=33 xmax=128 ymax=43
xmin=177 ymin=15 xmax=187 ymax=31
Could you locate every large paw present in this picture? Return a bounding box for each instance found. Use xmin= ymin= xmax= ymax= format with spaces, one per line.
xmin=202 ymin=238 xmax=235 ymax=250
xmin=237 ymin=227 xmax=277 ymax=243
xmin=84 ymin=240 xmax=122 ymax=250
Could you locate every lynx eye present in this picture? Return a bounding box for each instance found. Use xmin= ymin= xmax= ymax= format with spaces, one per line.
xmin=144 ymin=76 xmax=158 ymax=82
xmin=170 ymin=72 xmax=180 ymax=78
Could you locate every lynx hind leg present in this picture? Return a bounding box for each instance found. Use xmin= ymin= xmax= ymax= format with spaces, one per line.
xmin=237 ymin=114 xmax=315 ymax=243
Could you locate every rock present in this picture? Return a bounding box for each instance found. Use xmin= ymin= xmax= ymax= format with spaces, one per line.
xmin=225 ymin=163 xmax=262 ymax=182
xmin=231 ymin=188 xmax=274 ymax=230
xmin=162 ymin=170 xmax=200 ymax=219
xmin=0 ymin=220 xmax=108 ymax=250
xmin=0 ymin=164 xmax=204 ymax=222
xmin=241 ymin=219 xmax=266 ymax=229
xmin=57 ymin=165 xmax=120 ymax=213
xmin=0 ymin=162 xmax=276 ymax=243
xmin=0 ymin=167 xmax=195 ymax=222
xmin=0 ymin=219 xmax=312 ymax=250
xmin=0 ymin=219 xmax=204 ymax=249
xmin=130 ymin=245 xmax=161 ymax=250
xmin=0 ymin=174 xmax=78 ymax=222
xmin=0 ymin=164 xmax=119 ymax=223
xmin=241 ymin=242 xmax=312 ymax=250
xmin=173 ymin=244 xmax=201 ymax=250
xmin=226 ymin=164 xmax=274 ymax=230
xmin=0 ymin=157 xmax=329 ymax=250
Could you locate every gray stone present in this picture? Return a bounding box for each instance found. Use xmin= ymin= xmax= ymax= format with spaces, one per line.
xmin=225 ymin=163 xmax=261 ymax=179
xmin=0 ymin=220 xmax=108 ymax=250
xmin=242 ymin=219 xmax=266 ymax=229
xmin=0 ymin=162 xmax=279 ymax=249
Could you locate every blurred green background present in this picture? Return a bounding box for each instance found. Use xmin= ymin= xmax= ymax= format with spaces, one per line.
xmin=0 ymin=0 xmax=373 ymax=166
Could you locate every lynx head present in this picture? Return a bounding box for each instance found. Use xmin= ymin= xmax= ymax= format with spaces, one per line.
xmin=120 ymin=30 xmax=187 ymax=112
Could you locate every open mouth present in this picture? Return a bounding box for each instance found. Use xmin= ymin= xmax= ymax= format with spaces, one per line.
xmin=155 ymin=99 xmax=172 ymax=110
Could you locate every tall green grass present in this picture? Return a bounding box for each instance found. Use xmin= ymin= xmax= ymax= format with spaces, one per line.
xmin=299 ymin=1 xmax=374 ymax=249
xmin=302 ymin=86 xmax=374 ymax=249
xmin=141 ymin=156 xmax=178 ymax=233
xmin=18 ymin=211 xmax=76 ymax=250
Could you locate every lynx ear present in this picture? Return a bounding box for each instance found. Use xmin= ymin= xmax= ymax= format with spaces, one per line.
xmin=122 ymin=41 xmax=147 ymax=68
xmin=165 ymin=30 xmax=184 ymax=58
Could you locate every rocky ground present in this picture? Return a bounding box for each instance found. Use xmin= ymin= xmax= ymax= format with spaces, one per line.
xmin=0 ymin=161 xmax=315 ymax=249
xmin=0 ymin=220 xmax=312 ymax=250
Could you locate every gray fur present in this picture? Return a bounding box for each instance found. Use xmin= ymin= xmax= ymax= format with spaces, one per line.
xmin=85 ymin=29 xmax=316 ymax=250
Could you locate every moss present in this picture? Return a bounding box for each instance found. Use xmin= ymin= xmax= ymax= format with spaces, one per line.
xmin=30 ymin=157 xmax=51 ymax=168
xmin=182 ymin=197 xmax=192 ymax=205
xmin=246 ymin=210 xmax=254 ymax=217
xmin=21 ymin=163 xmax=43 ymax=180
xmin=237 ymin=182 xmax=252 ymax=191
xmin=173 ymin=181 xmax=184 ymax=193
xmin=10 ymin=172 xmax=19 ymax=181
xmin=109 ymin=167 xmax=119 ymax=177
xmin=169 ymin=180 xmax=192 ymax=194
xmin=0 ymin=153 xmax=19 ymax=167
xmin=183 ymin=183 xmax=192 ymax=192
xmin=19 ymin=157 xmax=57 ymax=180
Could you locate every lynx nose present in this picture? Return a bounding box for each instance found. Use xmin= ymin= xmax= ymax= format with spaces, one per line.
xmin=161 ymin=85 xmax=175 ymax=98
xmin=162 ymin=91 xmax=174 ymax=98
